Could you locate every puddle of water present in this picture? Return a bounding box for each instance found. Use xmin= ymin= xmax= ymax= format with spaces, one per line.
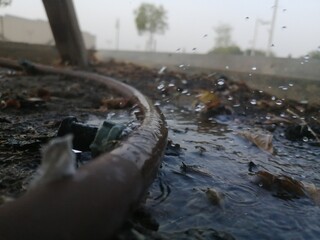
xmin=146 ymin=104 xmax=320 ymax=239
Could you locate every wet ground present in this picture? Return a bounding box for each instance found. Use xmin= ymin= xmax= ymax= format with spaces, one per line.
xmin=96 ymin=61 xmax=320 ymax=239
xmin=1 ymin=61 xmax=320 ymax=239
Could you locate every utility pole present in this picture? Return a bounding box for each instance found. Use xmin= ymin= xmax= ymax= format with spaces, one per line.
xmin=267 ymin=0 xmax=279 ymax=57
xmin=251 ymin=19 xmax=270 ymax=56
xmin=115 ymin=19 xmax=120 ymax=50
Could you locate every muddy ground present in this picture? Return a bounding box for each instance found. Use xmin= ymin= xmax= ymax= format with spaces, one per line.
xmin=0 ymin=60 xmax=319 ymax=238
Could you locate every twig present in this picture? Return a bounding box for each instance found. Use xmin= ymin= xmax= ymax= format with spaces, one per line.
xmin=286 ymin=109 xmax=320 ymax=143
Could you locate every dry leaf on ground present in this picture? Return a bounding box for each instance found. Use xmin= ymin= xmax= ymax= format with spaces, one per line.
xmin=238 ymin=130 xmax=274 ymax=154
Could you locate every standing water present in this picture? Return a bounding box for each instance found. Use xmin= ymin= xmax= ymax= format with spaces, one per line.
xmin=144 ymin=103 xmax=320 ymax=239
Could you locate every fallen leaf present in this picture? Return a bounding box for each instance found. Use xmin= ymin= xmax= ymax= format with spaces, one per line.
xmin=37 ymin=88 xmax=51 ymax=101
xmin=202 ymin=188 xmax=224 ymax=207
xmin=4 ymin=99 xmax=21 ymax=109
xmin=238 ymin=130 xmax=274 ymax=154
xmin=195 ymin=145 xmax=206 ymax=155
xmin=196 ymin=90 xmax=220 ymax=110
xmin=302 ymin=182 xmax=320 ymax=206
xmin=180 ymin=162 xmax=212 ymax=177
xmin=253 ymin=171 xmax=320 ymax=205
xmin=253 ymin=171 xmax=305 ymax=199
xmin=100 ymin=97 xmax=130 ymax=110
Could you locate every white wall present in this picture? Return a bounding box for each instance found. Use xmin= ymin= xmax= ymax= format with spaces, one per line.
xmin=0 ymin=14 xmax=96 ymax=49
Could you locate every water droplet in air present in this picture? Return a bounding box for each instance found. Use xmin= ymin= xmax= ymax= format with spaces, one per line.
xmin=179 ymin=64 xmax=185 ymax=68
xmin=271 ymin=96 xmax=276 ymax=101
xmin=228 ymin=96 xmax=233 ymax=101
xmin=300 ymin=100 xmax=308 ymax=104
xmin=259 ymin=183 xmax=263 ymax=187
xmin=157 ymin=83 xmax=165 ymax=90
xmin=181 ymin=79 xmax=188 ymax=84
xmin=251 ymin=66 xmax=257 ymax=71
xmin=168 ymin=83 xmax=175 ymax=87
xmin=154 ymin=101 xmax=161 ymax=106
xmin=250 ymin=99 xmax=257 ymax=105
xmin=181 ymin=89 xmax=189 ymax=94
xmin=158 ymin=66 xmax=167 ymax=74
xmin=289 ymin=83 xmax=294 ymax=87
xmin=275 ymin=100 xmax=283 ymax=105
xmin=225 ymin=66 xmax=229 ymax=69
xmin=302 ymin=136 xmax=308 ymax=142
xmin=217 ymin=79 xmax=225 ymax=85
xmin=278 ymin=86 xmax=288 ymax=91
xmin=195 ymin=104 xmax=205 ymax=112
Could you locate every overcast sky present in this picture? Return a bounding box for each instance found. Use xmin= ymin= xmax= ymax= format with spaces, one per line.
xmin=1 ymin=0 xmax=320 ymax=57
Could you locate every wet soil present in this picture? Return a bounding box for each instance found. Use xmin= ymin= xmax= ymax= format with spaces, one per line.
xmin=0 ymin=68 xmax=123 ymax=197
xmin=0 ymin=60 xmax=319 ymax=239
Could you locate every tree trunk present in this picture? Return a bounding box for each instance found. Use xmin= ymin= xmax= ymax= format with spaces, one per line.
xmin=42 ymin=0 xmax=88 ymax=67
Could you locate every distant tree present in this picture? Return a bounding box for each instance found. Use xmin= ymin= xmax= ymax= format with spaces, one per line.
xmin=213 ymin=24 xmax=233 ymax=48
xmin=0 ymin=0 xmax=11 ymax=7
xmin=307 ymin=50 xmax=320 ymax=60
xmin=208 ymin=23 xmax=242 ymax=55
xmin=134 ymin=3 xmax=168 ymax=51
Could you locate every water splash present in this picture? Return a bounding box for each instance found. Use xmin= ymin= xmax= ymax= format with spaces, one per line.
xmin=278 ymin=86 xmax=288 ymax=91
xmin=195 ymin=104 xmax=205 ymax=112
xmin=154 ymin=101 xmax=161 ymax=106
xmin=217 ymin=79 xmax=225 ymax=85
xmin=181 ymin=79 xmax=188 ymax=85
xmin=300 ymin=100 xmax=309 ymax=104
xmin=158 ymin=66 xmax=167 ymax=74
xmin=250 ymin=99 xmax=257 ymax=105
xmin=157 ymin=83 xmax=165 ymax=90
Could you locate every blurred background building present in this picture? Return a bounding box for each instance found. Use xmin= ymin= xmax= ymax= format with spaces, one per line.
xmin=0 ymin=14 xmax=96 ymax=49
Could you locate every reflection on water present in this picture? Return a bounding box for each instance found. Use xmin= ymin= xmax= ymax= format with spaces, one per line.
xmin=146 ymin=104 xmax=320 ymax=239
